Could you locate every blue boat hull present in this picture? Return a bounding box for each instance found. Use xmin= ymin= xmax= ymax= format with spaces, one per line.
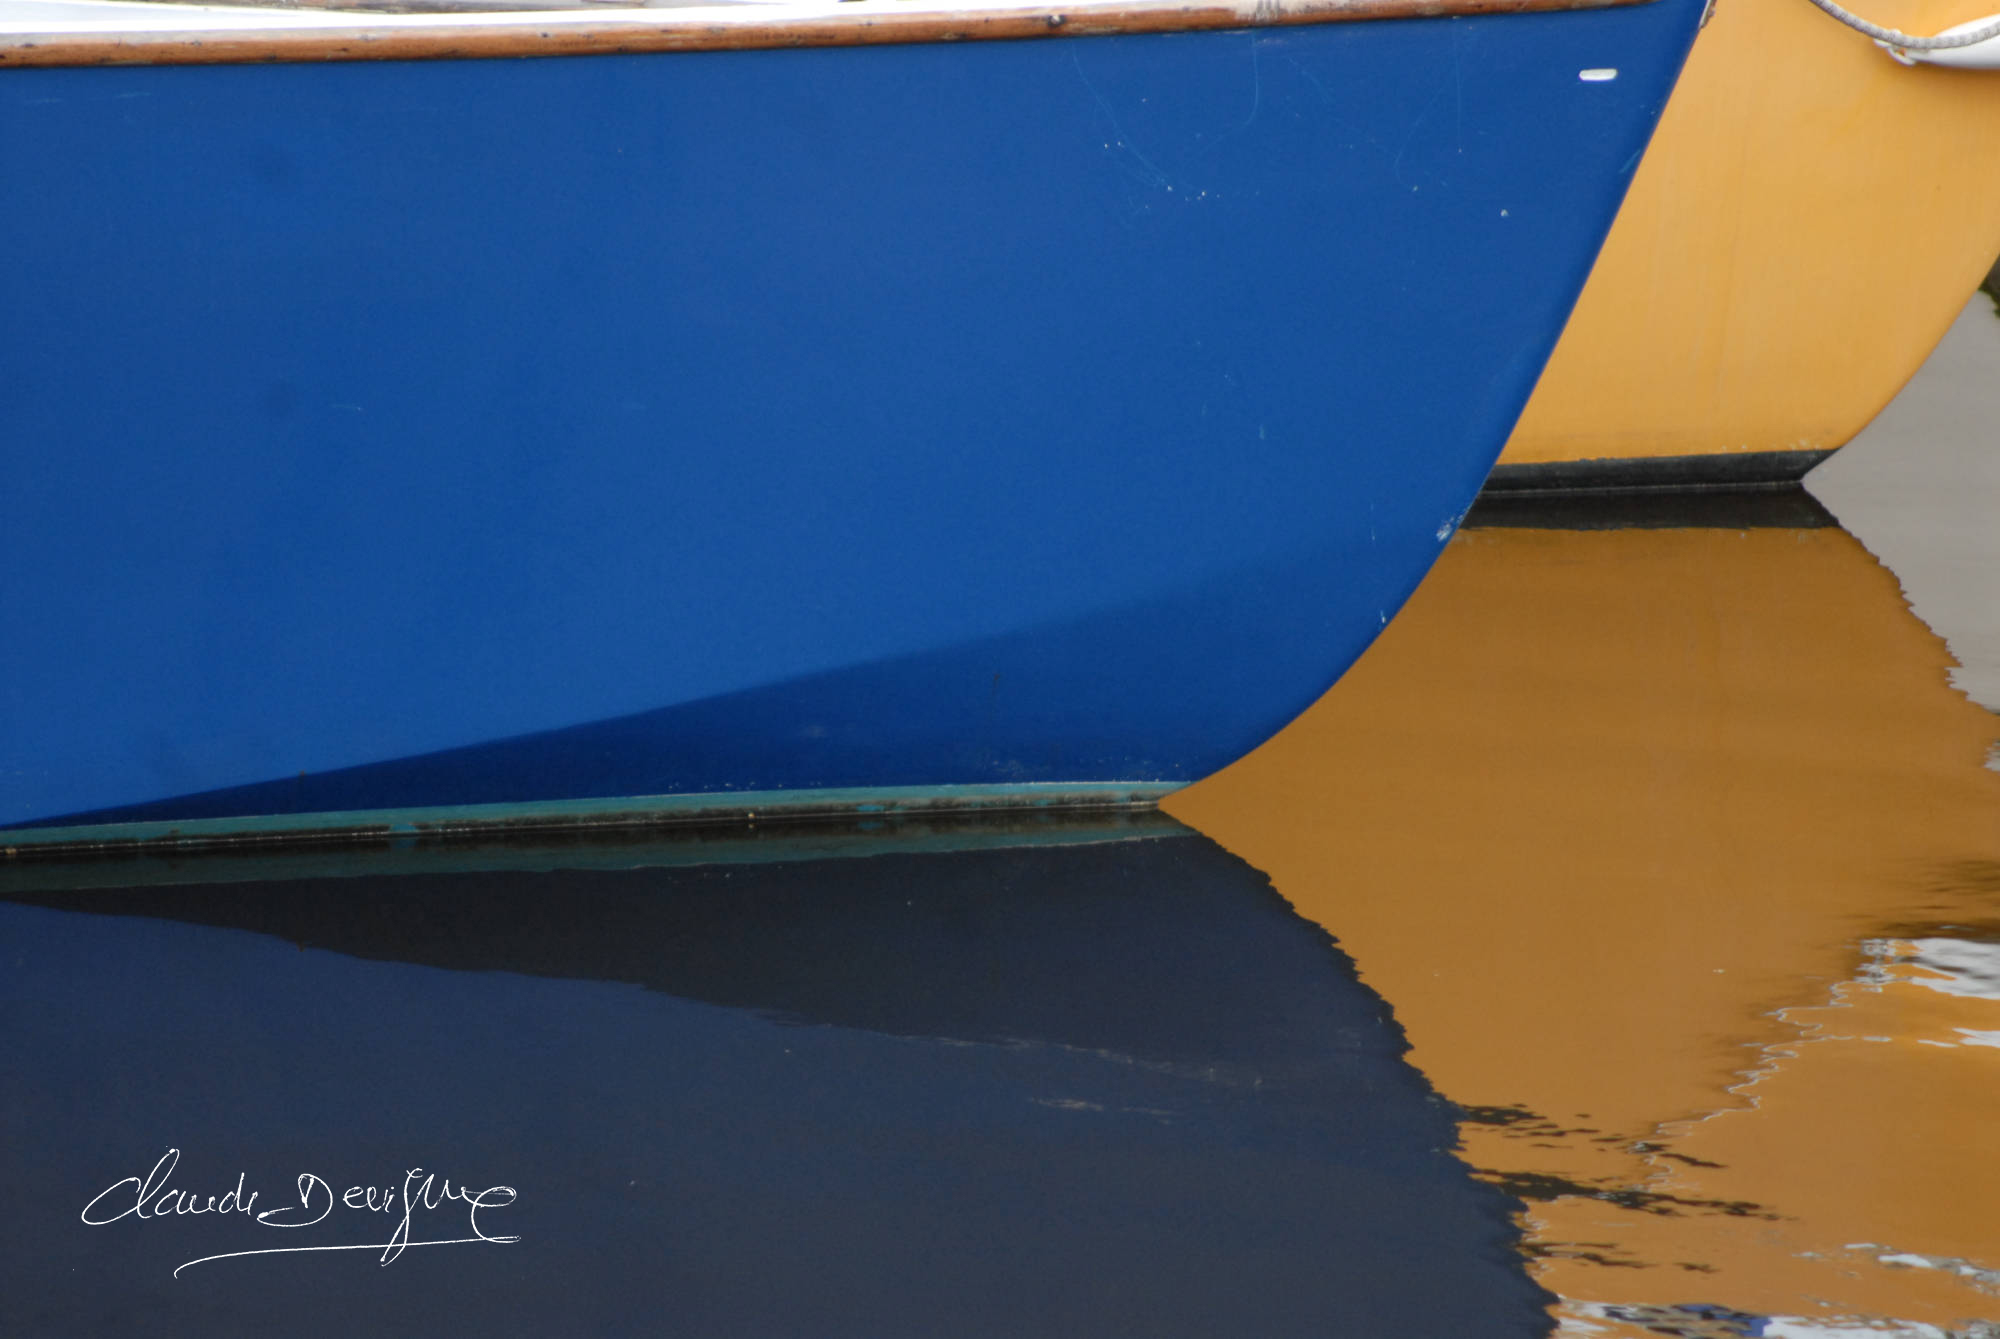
xmin=0 ymin=3 xmax=1701 ymax=839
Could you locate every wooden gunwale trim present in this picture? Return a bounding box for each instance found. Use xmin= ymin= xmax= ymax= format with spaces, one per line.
xmin=0 ymin=0 xmax=1652 ymax=67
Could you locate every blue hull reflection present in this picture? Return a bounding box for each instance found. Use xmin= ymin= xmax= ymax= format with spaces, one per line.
xmin=0 ymin=0 xmax=1703 ymax=836
xmin=1 ymin=824 xmax=1552 ymax=1336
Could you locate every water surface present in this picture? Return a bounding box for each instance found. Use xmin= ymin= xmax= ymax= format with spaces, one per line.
xmin=1172 ymin=298 xmax=2000 ymax=1337
xmin=1 ymin=820 xmax=1548 ymax=1337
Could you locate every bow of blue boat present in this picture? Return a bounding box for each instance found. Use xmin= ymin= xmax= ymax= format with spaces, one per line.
xmin=0 ymin=0 xmax=1705 ymax=852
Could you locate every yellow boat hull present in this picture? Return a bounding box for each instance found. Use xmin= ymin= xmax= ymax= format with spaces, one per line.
xmin=1498 ymin=0 xmax=2000 ymax=485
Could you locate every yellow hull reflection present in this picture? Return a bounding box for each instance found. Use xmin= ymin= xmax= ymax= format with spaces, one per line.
xmin=1502 ymin=0 xmax=2000 ymax=471
xmin=1166 ymin=523 xmax=2000 ymax=1330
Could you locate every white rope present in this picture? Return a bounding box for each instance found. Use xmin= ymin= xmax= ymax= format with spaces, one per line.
xmin=1800 ymin=0 xmax=2000 ymax=50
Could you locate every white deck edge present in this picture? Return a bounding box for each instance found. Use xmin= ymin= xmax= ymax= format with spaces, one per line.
xmin=0 ymin=0 xmax=1164 ymax=34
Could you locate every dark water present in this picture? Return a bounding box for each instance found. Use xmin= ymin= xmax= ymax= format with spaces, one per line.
xmin=4 ymin=304 xmax=1997 ymax=1338
xmin=0 ymin=822 xmax=1549 ymax=1338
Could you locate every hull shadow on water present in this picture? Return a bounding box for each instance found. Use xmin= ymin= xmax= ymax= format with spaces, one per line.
xmin=3 ymin=819 xmax=1552 ymax=1337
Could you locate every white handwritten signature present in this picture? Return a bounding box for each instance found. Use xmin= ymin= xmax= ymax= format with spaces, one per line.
xmin=82 ymin=1148 xmax=519 ymax=1277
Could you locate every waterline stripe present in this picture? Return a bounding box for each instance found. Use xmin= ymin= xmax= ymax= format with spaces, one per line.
xmin=1 ymin=781 xmax=1181 ymax=857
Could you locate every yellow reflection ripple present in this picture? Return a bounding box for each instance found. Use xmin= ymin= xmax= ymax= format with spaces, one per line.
xmin=1166 ymin=522 xmax=2000 ymax=1335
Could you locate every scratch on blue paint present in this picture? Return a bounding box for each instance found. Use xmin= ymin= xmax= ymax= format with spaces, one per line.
xmin=1069 ymin=49 xmax=1173 ymax=195
xmin=1200 ymin=35 xmax=1276 ymax=152
xmin=1277 ymin=50 xmax=1334 ymax=106
xmin=20 ymin=91 xmax=153 ymax=106
xmin=1453 ymin=29 xmax=1465 ymax=157
xmin=1391 ymin=80 xmax=1449 ymax=190
xmin=1227 ymin=33 xmax=1264 ymax=138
